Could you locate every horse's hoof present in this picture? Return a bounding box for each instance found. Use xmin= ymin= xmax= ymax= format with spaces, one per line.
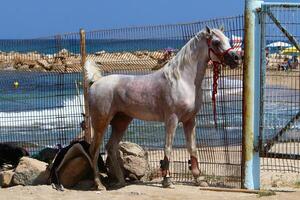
xmin=162 ymin=177 xmax=175 ymax=189
xmin=194 ymin=176 xmax=208 ymax=187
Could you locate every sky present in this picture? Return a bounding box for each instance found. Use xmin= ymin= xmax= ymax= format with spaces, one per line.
xmin=0 ymin=0 xmax=298 ymax=39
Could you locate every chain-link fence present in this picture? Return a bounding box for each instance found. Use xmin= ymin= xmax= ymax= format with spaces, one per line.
xmin=0 ymin=16 xmax=244 ymax=187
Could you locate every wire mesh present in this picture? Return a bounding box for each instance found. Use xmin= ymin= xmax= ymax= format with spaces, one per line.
xmin=261 ymin=4 xmax=300 ymax=172
xmin=85 ymin=16 xmax=244 ymax=187
xmin=0 ymin=33 xmax=84 ymax=157
xmin=0 ymin=16 xmax=244 ymax=188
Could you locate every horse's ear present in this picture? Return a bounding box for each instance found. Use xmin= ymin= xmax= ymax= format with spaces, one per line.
xmin=219 ymin=25 xmax=225 ymax=32
xmin=206 ymin=26 xmax=211 ymax=35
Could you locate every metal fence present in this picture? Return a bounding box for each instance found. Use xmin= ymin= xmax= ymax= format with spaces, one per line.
xmin=0 ymin=16 xmax=244 ymax=187
xmin=85 ymin=16 xmax=244 ymax=187
xmin=260 ymin=4 xmax=300 ymax=172
xmin=0 ymin=33 xmax=84 ymax=155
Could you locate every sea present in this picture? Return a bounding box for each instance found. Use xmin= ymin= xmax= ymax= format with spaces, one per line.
xmin=0 ymin=39 xmax=299 ymax=154
xmin=0 ymin=39 xmax=188 ymax=54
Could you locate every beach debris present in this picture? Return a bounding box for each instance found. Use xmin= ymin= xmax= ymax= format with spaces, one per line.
xmin=130 ymin=191 xmax=144 ymax=195
xmin=13 ymin=81 xmax=19 ymax=88
xmin=12 ymin=157 xmax=49 ymax=186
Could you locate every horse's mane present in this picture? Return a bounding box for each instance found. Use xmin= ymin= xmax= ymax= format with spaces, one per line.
xmin=162 ymin=30 xmax=206 ymax=85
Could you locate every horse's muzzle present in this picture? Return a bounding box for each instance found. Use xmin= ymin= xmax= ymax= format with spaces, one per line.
xmin=223 ymin=50 xmax=241 ymax=69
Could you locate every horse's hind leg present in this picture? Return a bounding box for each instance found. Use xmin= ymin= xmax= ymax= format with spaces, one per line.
xmin=161 ymin=114 xmax=178 ymax=188
xmin=183 ymin=118 xmax=206 ymax=186
xmin=89 ymin=117 xmax=110 ymax=191
xmin=105 ymin=113 xmax=132 ymax=188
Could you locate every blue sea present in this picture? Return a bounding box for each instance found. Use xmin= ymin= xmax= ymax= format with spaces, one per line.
xmin=0 ymin=39 xmax=188 ymax=54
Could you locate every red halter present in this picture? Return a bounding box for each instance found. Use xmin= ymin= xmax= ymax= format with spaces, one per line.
xmin=207 ymin=38 xmax=234 ymax=128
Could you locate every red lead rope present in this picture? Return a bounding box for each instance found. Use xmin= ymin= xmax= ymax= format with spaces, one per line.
xmin=212 ymin=61 xmax=220 ymax=128
xmin=207 ymin=39 xmax=234 ymax=128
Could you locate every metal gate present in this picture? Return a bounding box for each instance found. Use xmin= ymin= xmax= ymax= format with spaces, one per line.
xmin=259 ymin=3 xmax=300 ymax=172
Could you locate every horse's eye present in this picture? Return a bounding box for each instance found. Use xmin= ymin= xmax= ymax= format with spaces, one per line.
xmin=212 ymin=40 xmax=221 ymax=47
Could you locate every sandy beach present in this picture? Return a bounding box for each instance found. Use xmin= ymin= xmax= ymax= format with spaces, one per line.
xmin=1 ymin=183 xmax=300 ymax=200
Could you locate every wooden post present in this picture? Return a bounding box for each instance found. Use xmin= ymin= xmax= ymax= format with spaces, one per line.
xmin=80 ymin=28 xmax=91 ymax=143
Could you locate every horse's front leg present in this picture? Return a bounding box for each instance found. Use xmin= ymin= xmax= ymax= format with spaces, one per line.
xmin=161 ymin=114 xmax=178 ymax=188
xmin=183 ymin=117 xmax=207 ymax=186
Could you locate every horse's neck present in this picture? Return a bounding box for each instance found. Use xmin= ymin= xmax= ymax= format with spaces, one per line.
xmin=178 ymin=36 xmax=209 ymax=87
xmin=162 ymin=34 xmax=209 ymax=88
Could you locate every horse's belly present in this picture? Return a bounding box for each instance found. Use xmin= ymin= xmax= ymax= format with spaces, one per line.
xmin=122 ymin=106 xmax=163 ymax=122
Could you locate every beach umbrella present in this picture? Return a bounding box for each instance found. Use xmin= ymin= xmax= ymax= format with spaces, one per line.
xmin=231 ymin=35 xmax=243 ymax=53
xmin=266 ymin=41 xmax=291 ymax=48
xmin=281 ymin=46 xmax=300 ymax=55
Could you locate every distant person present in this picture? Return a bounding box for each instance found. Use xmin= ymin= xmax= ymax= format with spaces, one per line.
xmin=278 ymin=56 xmax=298 ymax=71
xmin=265 ymin=48 xmax=269 ymax=66
xmin=290 ymin=55 xmax=299 ymax=69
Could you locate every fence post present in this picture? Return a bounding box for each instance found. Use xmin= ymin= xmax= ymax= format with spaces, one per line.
xmin=242 ymin=0 xmax=263 ymax=190
xmin=80 ymin=28 xmax=91 ymax=143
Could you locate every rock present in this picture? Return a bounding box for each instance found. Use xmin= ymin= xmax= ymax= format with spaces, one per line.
xmin=119 ymin=142 xmax=145 ymax=157
xmin=31 ymin=64 xmax=47 ymax=72
xmin=51 ymin=64 xmax=65 ymax=72
xmin=58 ymin=49 xmax=69 ymax=57
xmin=199 ymin=181 xmax=209 ymax=187
xmin=123 ymin=155 xmax=148 ymax=178
xmin=37 ymin=60 xmax=51 ymax=70
xmin=58 ymin=157 xmax=92 ymax=188
xmin=2 ymin=66 xmax=16 ymax=71
xmin=107 ymin=142 xmax=149 ymax=181
xmin=0 ymin=170 xmax=14 ymax=187
xmin=12 ymin=157 xmax=49 ymax=186
xmin=17 ymin=65 xmax=30 ymax=71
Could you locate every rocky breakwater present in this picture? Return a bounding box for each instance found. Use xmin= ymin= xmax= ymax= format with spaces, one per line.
xmin=0 ymin=49 xmax=175 ymax=73
xmin=0 ymin=49 xmax=81 ymax=72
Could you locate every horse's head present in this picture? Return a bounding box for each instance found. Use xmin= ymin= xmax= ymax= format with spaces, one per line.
xmin=205 ymin=26 xmax=240 ymax=68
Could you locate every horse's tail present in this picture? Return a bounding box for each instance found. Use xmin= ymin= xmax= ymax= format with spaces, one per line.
xmin=84 ymin=59 xmax=102 ymax=85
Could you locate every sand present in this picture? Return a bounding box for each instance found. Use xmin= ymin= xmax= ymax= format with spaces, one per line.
xmin=1 ymin=183 xmax=300 ymax=200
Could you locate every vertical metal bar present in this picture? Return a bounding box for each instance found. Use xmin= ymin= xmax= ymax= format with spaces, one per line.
xmin=259 ymin=7 xmax=266 ymax=157
xmin=242 ymin=0 xmax=263 ymax=190
xmin=80 ymin=29 xmax=91 ymax=143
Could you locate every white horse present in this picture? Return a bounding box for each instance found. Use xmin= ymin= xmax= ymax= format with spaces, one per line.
xmin=85 ymin=26 xmax=240 ymax=190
